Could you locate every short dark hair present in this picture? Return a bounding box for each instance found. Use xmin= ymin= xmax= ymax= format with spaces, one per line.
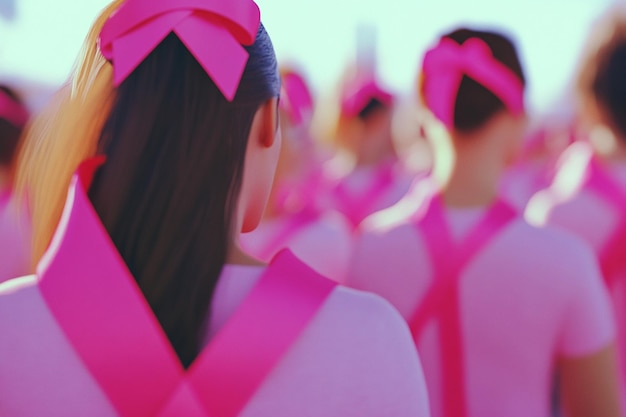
xmin=429 ymin=28 xmax=526 ymax=133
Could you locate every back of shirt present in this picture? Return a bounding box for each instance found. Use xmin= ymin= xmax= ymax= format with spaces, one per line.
xmin=348 ymin=204 xmax=614 ymax=417
xmin=0 ymin=265 xmax=431 ymax=417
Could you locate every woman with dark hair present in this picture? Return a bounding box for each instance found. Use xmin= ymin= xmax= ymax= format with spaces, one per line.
xmin=347 ymin=28 xmax=622 ymax=417
xmin=0 ymin=1 xmax=430 ymax=416
xmin=0 ymin=85 xmax=30 ymax=283
xmin=527 ymin=7 xmax=626 ymax=402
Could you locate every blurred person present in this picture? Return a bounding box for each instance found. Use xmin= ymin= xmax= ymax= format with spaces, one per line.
xmin=498 ymin=118 xmax=575 ymax=211
xmin=527 ymin=8 xmax=626 ymax=402
xmin=323 ymin=68 xmax=415 ymax=230
xmin=241 ymin=67 xmax=353 ymax=282
xmin=347 ymin=28 xmax=621 ymax=417
xmin=0 ymin=1 xmax=431 ymax=416
xmin=0 ymin=85 xmax=30 ymax=283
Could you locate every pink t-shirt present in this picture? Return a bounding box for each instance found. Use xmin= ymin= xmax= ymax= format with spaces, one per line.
xmin=240 ymin=211 xmax=353 ymax=284
xmin=326 ymin=161 xmax=414 ymax=229
xmin=526 ymin=145 xmax=626 ymax=393
xmin=0 ymin=190 xmax=30 ymax=284
xmin=499 ymin=160 xmax=555 ymax=211
xmin=0 ymin=264 xmax=430 ymax=417
xmin=347 ymin=187 xmax=615 ymax=417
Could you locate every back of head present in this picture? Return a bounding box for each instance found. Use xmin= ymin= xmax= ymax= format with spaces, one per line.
xmin=420 ymin=28 xmax=526 ymax=134
xmin=577 ymin=10 xmax=626 ymax=138
xmin=17 ymin=0 xmax=280 ymax=368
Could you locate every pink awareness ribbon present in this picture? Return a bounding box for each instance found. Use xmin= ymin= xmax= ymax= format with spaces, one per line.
xmin=422 ymin=37 xmax=525 ymax=129
xmin=410 ymin=193 xmax=517 ymax=417
xmin=99 ymin=0 xmax=261 ymax=101
xmin=38 ymin=158 xmax=336 ymax=417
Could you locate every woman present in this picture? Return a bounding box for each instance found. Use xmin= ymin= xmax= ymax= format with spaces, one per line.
xmin=324 ymin=69 xmax=414 ymax=230
xmin=527 ymin=8 xmax=626 ymax=401
xmin=347 ymin=28 xmax=621 ymax=417
xmin=0 ymin=1 xmax=430 ymax=416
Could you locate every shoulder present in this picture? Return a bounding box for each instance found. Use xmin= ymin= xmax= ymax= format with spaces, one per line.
xmin=0 ymin=275 xmax=40 ymax=306
xmin=0 ymin=275 xmax=49 ymax=334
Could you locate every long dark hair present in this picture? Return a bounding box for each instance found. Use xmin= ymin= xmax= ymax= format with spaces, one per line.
xmin=88 ymin=25 xmax=280 ymax=368
xmin=442 ymin=28 xmax=526 ymax=133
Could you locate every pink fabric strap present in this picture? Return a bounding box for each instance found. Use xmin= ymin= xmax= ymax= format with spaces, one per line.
xmin=333 ymin=163 xmax=395 ymax=229
xmin=585 ymin=160 xmax=626 ymax=285
xmin=0 ymin=187 xmax=11 ymax=207
xmin=422 ymin=37 xmax=525 ymax=129
xmin=38 ymin=159 xmax=336 ymax=417
xmin=99 ymin=0 xmax=260 ymax=101
xmin=409 ymin=194 xmax=517 ymax=417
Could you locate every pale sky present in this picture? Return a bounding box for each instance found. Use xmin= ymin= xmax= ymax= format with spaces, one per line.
xmin=0 ymin=0 xmax=618 ymax=114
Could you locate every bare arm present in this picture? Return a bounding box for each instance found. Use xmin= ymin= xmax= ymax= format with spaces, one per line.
xmin=559 ymin=344 xmax=623 ymax=417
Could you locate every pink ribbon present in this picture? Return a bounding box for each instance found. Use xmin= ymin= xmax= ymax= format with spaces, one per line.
xmin=38 ymin=158 xmax=336 ymax=417
xmin=279 ymin=71 xmax=314 ymax=126
xmin=332 ymin=162 xmax=396 ymax=229
xmin=341 ymin=78 xmax=394 ymax=118
xmin=0 ymin=90 xmax=28 ymax=128
xmin=422 ymin=37 xmax=525 ymax=128
xmin=99 ymin=0 xmax=261 ymax=101
xmin=410 ymin=192 xmax=517 ymax=417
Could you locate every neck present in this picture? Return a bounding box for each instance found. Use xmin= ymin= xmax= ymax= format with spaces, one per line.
xmin=228 ymin=241 xmax=265 ymax=266
xmin=432 ymin=124 xmax=511 ymax=208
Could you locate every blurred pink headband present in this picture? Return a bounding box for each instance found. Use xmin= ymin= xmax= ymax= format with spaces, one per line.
xmin=279 ymin=72 xmax=314 ymax=125
xmin=99 ymin=0 xmax=261 ymax=101
xmin=341 ymin=79 xmax=394 ymax=118
xmin=422 ymin=37 xmax=524 ymax=128
xmin=0 ymin=90 xmax=28 ymax=128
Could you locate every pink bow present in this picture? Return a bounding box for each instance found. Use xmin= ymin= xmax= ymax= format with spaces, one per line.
xmin=279 ymin=71 xmax=314 ymax=125
xmin=422 ymin=37 xmax=524 ymax=128
xmin=99 ymin=0 xmax=261 ymax=101
xmin=341 ymin=78 xmax=394 ymax=118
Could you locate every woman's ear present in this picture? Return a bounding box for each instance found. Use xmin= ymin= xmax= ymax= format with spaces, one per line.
xmin=259 ymin=98 xmax=279 ymax=148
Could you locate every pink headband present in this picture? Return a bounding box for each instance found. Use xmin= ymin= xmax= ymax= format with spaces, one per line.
xmin=341 ymin=78 xmax=394 ymax=118
xmin=279 ymin=71 xmax=314 ymax=125
xmin=422 ymin=37 xmax=525 ymax=128
xmin=0 ymin=90 xmax=28 ymax=128
xmin=99 ymin=0 xmax=261 ymax=101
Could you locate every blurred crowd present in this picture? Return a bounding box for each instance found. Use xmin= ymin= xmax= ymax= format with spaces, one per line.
xmin=3 ymin=1 xmax=626 ymax=416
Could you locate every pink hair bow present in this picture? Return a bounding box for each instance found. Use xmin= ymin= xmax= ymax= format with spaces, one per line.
xmin=341 ymin=78 xmax=394 ymax=118
xmin=279 ymin=71 xmax=314 ymax=125
xmin=99 ymin=0 xmax=261 ymax=101
xmin=422 ymin=37 xmax=524 ymax=128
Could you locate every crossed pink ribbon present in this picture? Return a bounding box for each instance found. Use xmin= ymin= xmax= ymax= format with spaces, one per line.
xmin=99 ymin=0 xmax=261 ymax=101
xmin=422 ymin=37 xmax=525 ymax=129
